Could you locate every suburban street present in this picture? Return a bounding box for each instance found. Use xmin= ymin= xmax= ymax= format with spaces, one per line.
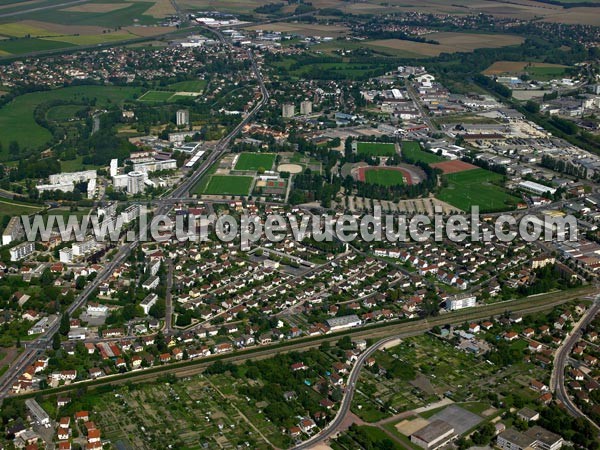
xmin=550 ymin=294 xmax=600 ymax=430
xmin=0 ymin=39 xmax=269 ymax=401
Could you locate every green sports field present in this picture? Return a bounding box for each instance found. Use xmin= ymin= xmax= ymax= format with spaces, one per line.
xmin=436 ymin=168 xmax=520 ymax=212
xmin=203 ymin=175 xmax=254 ymax=196
xmin=401 ymin=141 xmax=445 ymax=164
xmin=364 ymin=168 xmax=405 ymax=186
xmin=357 ymin=142 xmax=396 ymax=157
xmin=168 ymin=80 xmax=207 ymax=92
xmin=234 ymin=153 xmax=276 ymax=171
xmin=138 ymin=90 xmax=174 ymax=102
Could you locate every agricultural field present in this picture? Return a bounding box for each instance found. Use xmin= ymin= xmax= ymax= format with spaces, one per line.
xmin=401 ymin=141 xmax=445 ymax=164
xmin=234 ymin=152 xmax=276 ymax=171
xmin=356 ymin=142 xmax=396 ymax=157
xmin=0 ymin=3 xmax=177 ymax=55
xmin=271 ymin=56 xmax=394 ymax=80
xmin=244 ymin=22 xmax=349 ymax=37
xmin=0 ymin=85 xmax=142 ymax=158
xmin=202 ymin=175 xmax=254 ymax=196
xmin=436 ymin=168 xmax=520 ymax=212
xmin=368 ymin=32 xmax=524 ymax=57
xmin=364 ymin=168 xmax=405 ymax=186
xmin=483 ymin=61 xmax=570 ymax=80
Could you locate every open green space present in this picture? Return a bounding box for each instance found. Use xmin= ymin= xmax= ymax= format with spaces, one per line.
xmin=0 ymin=37 xmax=76 ymax=55
xmin=436 ymin=168 xmax=520 ymax=212
xmin=202 ymin=175 xmax=254 ymax=196
xmin=364 ymin=168 xmax=405 ymax=186
xmin=356 ymin=142 xmax=396 ymax=157
xmin=137 ymin=90 xmax=174 ymax=102
xmin=0 ymin=85 xmax=142 ymax=158
xmin=0 ymin=199 xmax=43 ymax=235
xmin=234 ymin=152 xmax=276 ymax=171
xmin=25 ymin=2 xmax=158 ymax=27
xmin=527 ymin=66 xmax=569 ymax=80
xmin=401 ymin=141 xmax=445 ymax=164
xmin=45 ymin=104 xmax=87 ymax=122
xmin=168 ymin=80 xmax=207 ymax=92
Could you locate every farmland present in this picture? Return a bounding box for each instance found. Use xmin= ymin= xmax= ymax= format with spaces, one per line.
xmin=244 ymin=22 xmax=349 ymax=37
xmin=202 ymin=175 xmax=254 ymax=196
xmin=0 ymin=85 xmax=142 ymax=158
xmin=234 ymin=153 xmax=276 ymax=171
xmin=368 ymin=32 xmax=524 ymax=57
xmin=436 ymin=168 xmax=520 ymax=212
xmin=483 ymin=61 xmax=570 ymax=80
xmin=401 ymin=141 xmax=445 ymax=164
xmin=357 ymin=142 xmax=396 ymax=157
xmin=364 ymin=168 xmax=405 ymax=187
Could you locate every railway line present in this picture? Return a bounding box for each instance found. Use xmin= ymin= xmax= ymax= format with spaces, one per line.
xmin=18 ymin=285 xmax=594 ymax=400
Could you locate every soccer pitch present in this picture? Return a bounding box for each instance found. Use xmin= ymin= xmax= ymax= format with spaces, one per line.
xmin=357 ymin=142 xmax=396 ymax=157
xmin=203 ymin=175 xmax=254 ymax=196
xmin=234 ymin=153 xmax=276 ymax=171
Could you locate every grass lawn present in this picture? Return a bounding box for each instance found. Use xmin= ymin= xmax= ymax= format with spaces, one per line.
xmin=234 ymin=153 xmax=276 ymax=171
xmin=401 ymin=141 xmax=445 ymax=164
xmin=168 ymin=80 xmax=207 ymax=92
xmin=527 ymin=66 xmax=568 ymax=81
xmin=0 ymin=199 xmax=43 ymax=234
xmin=0 ymin=37 xmax=76 ymax=54
xmin=365 ymin=168 xmax=405 ymax=186
xmin=46 ymin=104 xmax=87 ymax=122
xmin=202 ymin=175 xmax=254 ymax=196
xmin=357 ymin=142 xmax=396 ymax=157
xmin=138 ymin=90 xmax=174 ymax=102
xmin=0 ymin=85 xmax=142 ymax=158
xmin=59 ymin=156 xmax=101 ymax=172
xmin=436 ymin=168 xmax=520 ymax=212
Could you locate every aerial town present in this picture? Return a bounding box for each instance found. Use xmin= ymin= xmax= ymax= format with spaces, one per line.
xmin=0 ymin=0 xmax=599 ymax=449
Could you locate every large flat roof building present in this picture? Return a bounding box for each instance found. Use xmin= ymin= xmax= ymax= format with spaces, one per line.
xmin=326 ymin=315 xmax=362 ymax=332
xmin=411 ymin=420 xmax=455 ymax=450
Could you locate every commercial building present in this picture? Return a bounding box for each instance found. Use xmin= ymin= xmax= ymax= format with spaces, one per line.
xmin=25 ymin=399 xmax=51 ymax=427
xmin=410 ymin=420 xmax=455 ymax=449
xmin=518 ymin=181 xmax=557 ymax=196
xmin=2 ymin=216 xmax=24 ymax=246
xmin=127 ymin=171 xmax=146 ymax=194
xmin=282 ymin=103 xmax=295 ymax=118
xmin=446 ymin=294 xmax=476 ymax=311
xmin=10 ymin=241 xmax=35 ymax=261
xmin=176 ymin=109 xmax=190 ymax=127
xmin=326 ymin=315 xmax=362 ymax=332
xmin=300 ymin=100 xmax=312 ymax=115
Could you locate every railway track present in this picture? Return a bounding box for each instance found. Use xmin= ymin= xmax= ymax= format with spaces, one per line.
xmin=20 ymin=286 xmax=594 ymax=400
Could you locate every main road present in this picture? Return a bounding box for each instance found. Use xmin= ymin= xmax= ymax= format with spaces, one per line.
xmin=0 ymin=38 xmax=269 ymax=401
xmin=550 ymin=294 xmax=600 ymax=431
